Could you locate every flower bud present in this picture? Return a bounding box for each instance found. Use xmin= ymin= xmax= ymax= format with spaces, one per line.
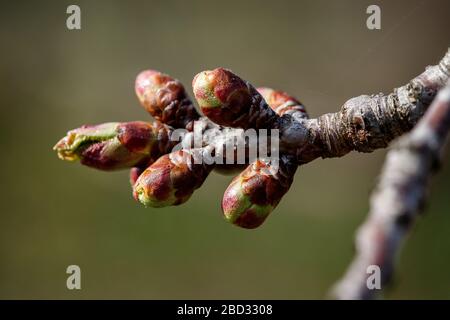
xmin=221 ymin=156 xmax=297 ymax=229
xmin=257 ymin=87 xmax=308 ymax=119
xmin=54 ymin=121 xmax=174 ymax=170
xmin=135 ymin=70 xmax=199 ymax=128
xmin=193 ymin=68 xmax=278 ymax=129
xmin=133 ymin=150 xmax=212 ymax=207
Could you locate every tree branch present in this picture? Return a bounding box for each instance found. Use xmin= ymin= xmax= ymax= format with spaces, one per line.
xmin=293 ymin=48 xmax=450 ymax=164
xmin=332 ymin=78 xmax=450 ymax=300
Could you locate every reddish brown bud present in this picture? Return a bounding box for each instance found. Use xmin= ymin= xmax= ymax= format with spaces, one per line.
xmin=135 ymin=70 xmax=200 ymax=128
xmin=221 ymin=156 xmax=297 ymax=229
xmin=257 ymin=87 xmax=308 ymax=119
xmin=54 ymin=121 xmax=175 ymax=171
xmin=193 ymin=68 xmax=278 ymax=129
xmin=133 ymin=150 xmax=213 ymax=207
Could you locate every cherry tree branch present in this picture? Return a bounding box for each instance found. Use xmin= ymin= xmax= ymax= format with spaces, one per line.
xmin=54 ymin=48 xmax=450 ymax=231
xmin=332 ymin=78 xmax=450 ymax=300
xmin=292 ymin=48 xmax=450 ymax=164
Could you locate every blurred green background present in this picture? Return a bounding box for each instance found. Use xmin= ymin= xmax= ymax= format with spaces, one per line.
xmin=1 ymin=0 xmax=449 ymax=299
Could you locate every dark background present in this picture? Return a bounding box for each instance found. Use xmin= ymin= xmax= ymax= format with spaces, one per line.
xmin=1 ymin=0 xmax=449 ymax=299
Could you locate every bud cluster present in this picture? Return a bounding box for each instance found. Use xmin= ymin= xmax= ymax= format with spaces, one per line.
xmin=54 ymin=68 xmax=308 ymax=228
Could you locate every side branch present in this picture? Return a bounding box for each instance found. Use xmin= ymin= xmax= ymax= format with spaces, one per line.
xmin=332 ymin=79 xmax=450 ymax=300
